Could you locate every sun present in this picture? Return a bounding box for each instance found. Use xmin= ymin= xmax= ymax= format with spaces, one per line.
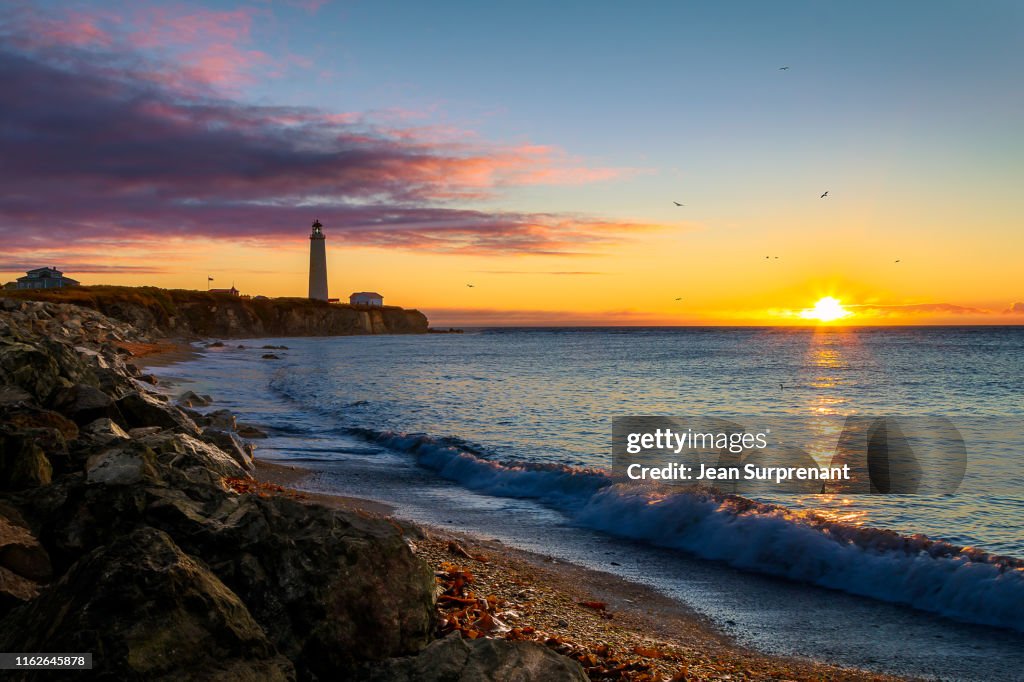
xmin=801 ymin=297 xmax=852 ymax=323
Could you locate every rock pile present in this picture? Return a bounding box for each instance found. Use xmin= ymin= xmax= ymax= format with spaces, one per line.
xmin=0 ymin=298 xmax=583 ymax=680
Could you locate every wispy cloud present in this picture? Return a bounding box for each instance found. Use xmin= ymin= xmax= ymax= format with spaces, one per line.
xmin=474 ymin=271 xmax=607 ymax=276
xmin=421 ymin=308 xmax=679 ymax=327
xmin=1004 ymin=302 xmax=1024 ymax=315
xmin=849 ymin=302 xmax=990 ymax=317
xmin=0 ymin=262 xmax=168 ymax=275
xmin=0 ymin=6 xmax=657 ymax=263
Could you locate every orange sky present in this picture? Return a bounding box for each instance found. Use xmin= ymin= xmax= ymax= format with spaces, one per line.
xmin=2 ymin=3 xmax=1022 ymax=326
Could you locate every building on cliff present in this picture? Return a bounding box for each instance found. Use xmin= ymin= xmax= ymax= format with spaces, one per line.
xmin=308 ymin=219 xmax=329 ymax=301
xmin=209 ymin=286 xmax=240 ymax=296
xmin=13 ymin=267 xmax=80 ymax=290
xmin=350 ymin=292 xmax=384 ymax=307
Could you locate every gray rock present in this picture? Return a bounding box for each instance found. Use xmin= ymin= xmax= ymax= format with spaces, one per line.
xmin=179 ymin=390 xmax=212 ymax=407
xmin=0 ymin=428 xmax=52 ymax=490
xmin=0 ymin=527 xmax=295 ymax=680
xmin=86 ymin=445 xmax=161 ymax=486
xmin=206 ymin=408 xmax=237 ymax=430
xmin=0 ymin=385 xmax=32 ymax=407
xmin=0 ymin=341 xmax=61 ymax=401
xmin=0 ymin=507 xmax=52 ymax=584
xmin=361 ymin=632 xmax=588 ymax=681
xmin=116 ymin=390 xmax=200 ymax=435
xmin=158 ymin=494 xmax=436 ymax=677
xmin=237 ymin=423 xmax=269 ymax=439
xmin=202 ymin=428 xmax=254 ymax=471
xmin=134 ymin=430 xmax=250 ymax=482
xmin=79 ymin=417 xmax=131 ymax=446
xmin=52 ymin=383 xmax=122 ymax=425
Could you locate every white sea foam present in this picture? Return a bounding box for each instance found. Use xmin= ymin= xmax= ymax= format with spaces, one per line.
xmin=363 ymin=428 xmax=1024 ymax=632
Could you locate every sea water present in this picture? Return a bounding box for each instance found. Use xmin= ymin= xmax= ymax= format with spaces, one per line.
xmin=150 ymin=327 xmax=1024 ymax=680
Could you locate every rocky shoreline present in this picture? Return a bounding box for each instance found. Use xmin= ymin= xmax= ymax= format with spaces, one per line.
xmin=1 ymin=286 xmax=429 ymax=338
xmin=0 ymin=298 xmax=584 ymax=680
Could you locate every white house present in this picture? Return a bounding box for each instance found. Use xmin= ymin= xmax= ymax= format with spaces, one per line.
xmin=349 ymin=292 xmax=383 ymax=307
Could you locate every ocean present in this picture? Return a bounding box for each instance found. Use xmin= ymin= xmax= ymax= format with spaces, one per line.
xmin=150 ymin=326 xmax=1024 ymax=680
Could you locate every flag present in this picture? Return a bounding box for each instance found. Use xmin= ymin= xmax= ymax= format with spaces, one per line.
xmin=208 ymin=276 xmax=214 ymax=282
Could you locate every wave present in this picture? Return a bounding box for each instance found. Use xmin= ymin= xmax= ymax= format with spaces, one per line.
xmin=354 ymin=427 xmax=1024 ymax=633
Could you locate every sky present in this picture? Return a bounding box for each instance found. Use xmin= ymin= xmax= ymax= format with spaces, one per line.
xmin=1 ymin=0 xmax=1022 ymax=325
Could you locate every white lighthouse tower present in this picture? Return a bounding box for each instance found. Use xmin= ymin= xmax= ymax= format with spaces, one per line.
xmin=308 ymin=219 xmax=329 ymax=301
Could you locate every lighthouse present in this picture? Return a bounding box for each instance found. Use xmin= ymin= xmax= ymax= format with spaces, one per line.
xmin=308 ymin=219 xmax=329 ymax=301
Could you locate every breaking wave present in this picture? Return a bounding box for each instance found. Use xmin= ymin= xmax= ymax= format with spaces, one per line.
xmin=356 ymin=427 xmax=1024 ymax=633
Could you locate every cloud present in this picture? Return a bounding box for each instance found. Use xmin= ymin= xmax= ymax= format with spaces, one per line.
xmin=0 ymin=262 xmax=167 ymax=275
xmin=474 ymin=271 xmax=607 ymax=276
xmin=421 ymin=308 xmax=680 ymax=327
xmin=849 ymin=303 xmax=990 ymax=316
xmin=4 ymin=3 xmax=269 ymax=90
xmin=1005 ymin=302 xmax=1024 ymax=315
xmin=0 ymin=9 xmax=654 ymax=261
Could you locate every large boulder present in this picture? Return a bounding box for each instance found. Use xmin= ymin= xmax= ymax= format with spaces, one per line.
xmin=0 ymin=427 xmax=53 ymax=490
xmin=116 ymin=390 xmax=199 ymax=435
xmin=0 ymin=404 xmax=78 ymax=441
xmin=0 ymin=341 xmax=62 ymax=402
xmin=237 ymin=423 xmax=269 ymax=439
xmin=85 ymin=444 xmax=162 ymax=487
xmin=78 ymin=417 xmax=132 ymax=447
xmin=135 ymin=430 xmax=250 ymax=482
xmin=202 ymin=428 xmax=254 ymax=471
xmin=360 ymin=632 xmax=589 ymax=682
xmin=0 ymin=506 xmax=52 ymax=615
xmin=178 ymin=390 xmax=212 ymax=407
xmin=145 ymin=493 xmax=436 ymax=678
xmin=0 ymin=506 xmax=52 ymax=583
xmin=205 ymin=409 xmax=237 ymax=430
xmin=0 ymin=527 xmax=294 ymax=681
xmin=52 ymin=383 xmax=123 ymax=426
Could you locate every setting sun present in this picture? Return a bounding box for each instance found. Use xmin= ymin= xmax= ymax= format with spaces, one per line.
xmin=801 ymin=297 xmax=852 ymax=323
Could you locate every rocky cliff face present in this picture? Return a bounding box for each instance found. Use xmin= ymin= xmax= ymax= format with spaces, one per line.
xmin=1 ymin=286 xmax=428 ymax=338
xmin=0 ymin=300 xmax=583 ymax=680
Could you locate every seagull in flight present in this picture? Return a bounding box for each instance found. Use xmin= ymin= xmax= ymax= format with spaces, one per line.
xmin=674 ymin=297 xmax=682 ymax=301
xmin=673 ymin=201 xmax=685 ymax=207
xmin=779 ymin=66 xmax=790 ymax=70
xmin=466 ymin=284 xmax=475 ymax=288
xmin=894 ymin=259 xmax=901 ymax=263
xmin=820 ymin=191 xmax=829 ymax=198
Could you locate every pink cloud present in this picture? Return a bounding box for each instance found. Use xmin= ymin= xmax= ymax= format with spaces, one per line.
xmin=0 ymin=34 xmax=662 ymax=261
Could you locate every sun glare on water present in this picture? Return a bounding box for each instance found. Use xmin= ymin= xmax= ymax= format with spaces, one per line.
xmin=801 ymin=297 xmax=851 ymax=323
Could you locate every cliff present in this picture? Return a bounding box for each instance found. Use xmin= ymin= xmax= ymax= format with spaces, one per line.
xmin=0 ymin=286 xmax=428 ymax=338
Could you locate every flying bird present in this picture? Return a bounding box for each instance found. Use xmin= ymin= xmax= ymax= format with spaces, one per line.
xmin=674 ymin=297 xmax=682 ymax=301
xmin=673 ymin=201 xmax=685 ymax=206
xmin=895 ymin=259 xmax=901 ymax=263
xmin=466 ymin=284 xmax=475 ymax=288
xmin=820 ymin=191 xmax=829 ymax=198
xmin=779 ymin=66 xmax=790 ymax=70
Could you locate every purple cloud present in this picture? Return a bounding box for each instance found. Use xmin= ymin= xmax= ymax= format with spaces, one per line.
xmin=0 ymin=11 xmax=651 ymax=260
